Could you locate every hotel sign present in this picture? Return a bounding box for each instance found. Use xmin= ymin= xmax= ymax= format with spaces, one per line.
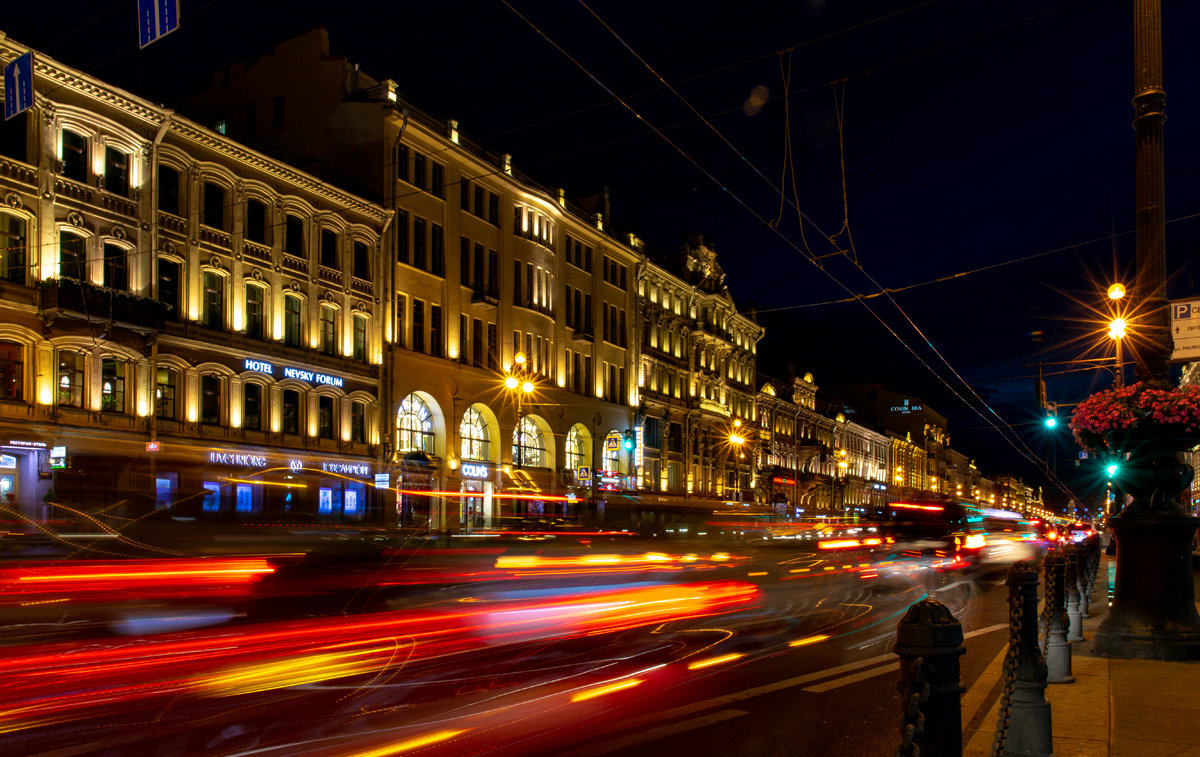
xmin=244 ymin=359 xmax=345 ymax=388
xmin=209 ymin=451 xmax=268 ymax=467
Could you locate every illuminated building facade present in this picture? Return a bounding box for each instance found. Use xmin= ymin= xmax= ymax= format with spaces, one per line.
xmin=179 ymin=28 xmax=640 ymax=530
xmin=0 ymin=37 xmax=388 ymax=524
xmin=636 ymin=237 xmax=763 ymax=515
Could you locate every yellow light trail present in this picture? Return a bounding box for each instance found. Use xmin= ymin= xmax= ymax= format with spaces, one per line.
xmin=344 ymin=729 xmax=468 ymax=757
xmin=687 ymin=653 xmax=745 ymax=670
xmin=570 ymin=678 xmax=644 ymax=702
xmin=789 ymin=634 xmax=830 ymax=647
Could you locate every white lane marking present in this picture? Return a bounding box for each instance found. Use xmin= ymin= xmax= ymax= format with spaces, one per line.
xmin=803 ymin=662 xmax=898 ymax=692
xmin=561 ymin=709 xmax=748 ymax=757
xmin=798 ymin=623 xmax=1008 ymax=694
xmin=961 ymin=643 xmax=1010 ymax=728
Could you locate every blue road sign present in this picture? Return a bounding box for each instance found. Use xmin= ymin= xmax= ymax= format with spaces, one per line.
xmin=138 ymin=0 xmax=181 ymax=49
xmin=4 ymin=52 xmax=34 ymax=121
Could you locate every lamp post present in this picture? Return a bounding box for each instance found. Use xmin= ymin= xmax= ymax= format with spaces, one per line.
xmin=835 ymin=449 xmax=848 ymax=519
xmin=503 ymin=352 xmax=536 ymax=468
xmin=1107 ymin=282 xmax=1127 ymax=388
xmin=1093 ymin=0 xmax=1200 ymax=661
xmin=728 ymin=418 xmax=745 ymax=504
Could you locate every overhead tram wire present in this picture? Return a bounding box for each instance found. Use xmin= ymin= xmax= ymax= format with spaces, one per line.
xmin=559 ymin=0 xmax=1082 ymax=504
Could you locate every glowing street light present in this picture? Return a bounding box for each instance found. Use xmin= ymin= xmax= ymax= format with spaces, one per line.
xmin=503 ymin=352 xmax=538 ymax=467
xmin=1107 ymin=282 xmax=1126 ymax=300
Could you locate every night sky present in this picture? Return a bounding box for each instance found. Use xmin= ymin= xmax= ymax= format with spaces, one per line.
xmin=5 ymin=0 xmax=1200 ymax=508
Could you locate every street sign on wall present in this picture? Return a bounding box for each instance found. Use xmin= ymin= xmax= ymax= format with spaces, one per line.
xmin=4 ymin=52 xmax=34 ymax=121
xmin=138 ymin=0 xmax=181 ymax=49
xmin=1170 ymin=299 xmax=1200 ymax=362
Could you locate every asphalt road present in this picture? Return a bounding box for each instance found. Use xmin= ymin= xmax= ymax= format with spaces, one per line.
xmin=0 ymin=549 xmax=1022 ymax=757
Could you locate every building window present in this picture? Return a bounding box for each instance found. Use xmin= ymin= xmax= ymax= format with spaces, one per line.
xmin=395 ymin=209 xmax=408 ymax=264
xmin=245 ymin=285 xmax=265 ymax=340
xmin=282 ymin=389 xmax=300 ymax=435
xmin=104 ymin=147 xmax=129 ymax=196
xmin=413 ymin=153 xmax=426 ymax=191
xmin=0 ymin=111 xmax=27 ymax=163
xmin=203 ymin=182 xmax=225 ymax=229
xmin=59 ymin=231 xmax=85 ymax=280
xmin=245 ymin=199 xmax=268 ymax=244
xmin=352 ymin=314 xmax=368 ymax=361
xmin=103 ymin=243 xmax=128 ymax=290
xmin=430 ymin=304 xmax=443 ymax=358
xmin=351 ymin=401 xmax=366 ymax=444
xmin=320 ymin=228 xmax=338 ymax=269
xmin=61 ymin=129 xmax=87 ymax=182
xmin=200 ymin=375 xmax=221 ymax=425
xmin=0 ymin=341 xmax=23 ymax=402
xmin=319 ymin=305 xmax=337 ymax=355
xmin=284 ymin=294 xmax=302 ymax=347
xmin=431 ymin=162 xmax=444 ymax=199
xmin=513 ymin=416 xmax=545 ymax=468
xmin=396 ymin=393 xmax=434 ymax=453
xmin=395 ymin=142 xmax=409 ymax=183
xmin=353 ymin=241 xmax=370 ymax=280
xmin=413 ymin=217 xmax=426 ymax=270
xmin=100 ymin=359 xmax=125 ymax=413
xmin=158 ymin=164 xmax=180 ymax=215
xmin=0 ymin=213 xmax=27 ymax=284
xmin=202 ymin=272 xmax=224 ymax=329
xmin=460 ymin=407 xmax=490 ymax=461
xmin=488 ymin=193 xmax=499 ymax=225
xmin=285 ymin=214 xmax=304 ymax=256
xmin=243 ymin=383 xmax=262 ymax=431
xmin=158 ymin=258 xmax=180 ymax=320
xmin=155 ymin=367 xmax=176 ymax=420
xmin=318 ymin=395 xmax=334 ymax=439
xmin=431 ymin=224 xmax=445 ymax=276
xmin=412 ymin=299 xmax=425 ymax=353
xmin=471 ymin=318 xmax=483 ymax=367
xmin=56 ymin=351 xmax=84 ymax=408
xmin=566 ymin=427 xmax=584 ymax=472
xmin=396 ymin=294 xmax=407 ymax=349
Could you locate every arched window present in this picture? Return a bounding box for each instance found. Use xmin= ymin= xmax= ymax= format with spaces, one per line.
xmin=565 ymin=427 xmax=584 ymax=472
xmin=56 ymin=351 xmax=84 ymax=408
xmin=0 ymin=214 xmax=27 ymax=284
xmin=460 ymin=407 xmax=489 ymax=461
xmin=0 ymin=341 xmax=23 ymax=401
xmin=396 ymin=393 xmax=434 ymax=453
xmin=512 ymin=416 xmax=544 ymax=468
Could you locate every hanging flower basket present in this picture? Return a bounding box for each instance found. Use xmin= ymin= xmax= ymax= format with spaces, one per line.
xmin=1070 ymin=381 xmax=1200 ymax=455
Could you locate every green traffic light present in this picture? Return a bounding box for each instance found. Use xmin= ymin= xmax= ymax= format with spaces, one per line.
xmin=1106 ymin=463 xmax=1119 ymax=477
xmin=1044 ymin=417 xmax=1057 ymax=428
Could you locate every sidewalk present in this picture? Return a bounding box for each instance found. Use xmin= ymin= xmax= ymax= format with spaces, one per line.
xmin=964 ymin=556 xmax=1200 ymax=757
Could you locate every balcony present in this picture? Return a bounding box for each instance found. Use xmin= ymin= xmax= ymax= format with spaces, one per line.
xmin=282 ymin=253 xmax=308 ymax=275
xmin=243 ymin=240 xmax=273 ymax=265
xmin=470 ymin=288 xmax=500 ymax=307
xmin=39 ymin=278 xmax=171 ymax=331
xmin=318 ymin=266 xmax=343 ymax=287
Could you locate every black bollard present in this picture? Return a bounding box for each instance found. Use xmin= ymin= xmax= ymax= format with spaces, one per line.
xmin=1043 ymin=552 xmax=1074 ymax=684
xmin=894 ymin=598 xmax=965 ymax=757
xmin=1064 ymin=547 xmax=1084 ymax=642
xmin=997 ymin=560 xmax=1053 ymax=757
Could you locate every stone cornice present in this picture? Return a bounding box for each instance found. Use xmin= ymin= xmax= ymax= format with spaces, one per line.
xmin=0 ymin=39 xmax=388 ymax=226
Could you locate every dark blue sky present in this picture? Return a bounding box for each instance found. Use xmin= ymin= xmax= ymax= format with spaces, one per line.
xmin=5 ymin=0 xmax=1199 ymax=506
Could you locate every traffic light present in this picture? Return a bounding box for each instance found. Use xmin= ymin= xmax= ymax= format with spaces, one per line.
xmin=1106 ymin=462 xmax=1119 ymax=478
xmin=1044 ymin=416 xmax=1057 ymax=429
xmin=622 ymin=430 xmax=634 ymax=451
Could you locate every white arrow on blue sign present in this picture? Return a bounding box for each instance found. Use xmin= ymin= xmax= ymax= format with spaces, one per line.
xmin=4 ymin=52 xmax=34 ymax=122
xmin=138 ymin=0 xmax=181 ymax=49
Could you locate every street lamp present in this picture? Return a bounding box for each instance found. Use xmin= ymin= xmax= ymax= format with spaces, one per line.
xmin=1107 ymin=282 xmax=1127 ymax=388
xmin=504 ymin=352 xmax=537 ymax=467
xmin=727 ymin=418 xmax=745 ymax=503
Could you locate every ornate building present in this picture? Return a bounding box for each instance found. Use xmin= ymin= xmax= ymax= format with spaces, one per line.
xmin=635 ymin=237 xmax=763 ymax=513
xmin=0 ymin=36 xmax=388 ymax=525
xmin=179 ymin=28 xmax=642 ymax=530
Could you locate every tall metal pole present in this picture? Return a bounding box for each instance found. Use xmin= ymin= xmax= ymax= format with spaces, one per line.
xmin=1132 ymin=0 xmax=1171 ymax=384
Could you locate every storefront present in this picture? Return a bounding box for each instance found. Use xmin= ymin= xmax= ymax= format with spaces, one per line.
xmin=0 ymin=439 xmax=53 ymax=522
xmin=457 ymin=460 xmax=494 ymax=531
